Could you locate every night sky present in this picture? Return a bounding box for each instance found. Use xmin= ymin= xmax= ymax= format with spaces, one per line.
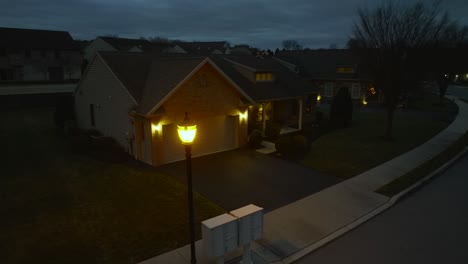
xmin=1 ymin=0 xmax=467 ymax=49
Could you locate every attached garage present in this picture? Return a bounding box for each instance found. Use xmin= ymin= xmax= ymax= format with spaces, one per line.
xmin=160 ymin=115 xmax=239 ymax=164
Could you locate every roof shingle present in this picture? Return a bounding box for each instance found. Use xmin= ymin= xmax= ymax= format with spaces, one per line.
xmin=276 ymin=49 xmax=370 ymax=80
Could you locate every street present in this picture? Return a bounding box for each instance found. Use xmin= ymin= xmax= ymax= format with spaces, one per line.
xmin=296 ymin=153 xmax=468 ymax=264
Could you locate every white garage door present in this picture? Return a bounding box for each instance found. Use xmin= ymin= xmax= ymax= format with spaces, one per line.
xmin=161 ymin=115 xmax=238 ymax=164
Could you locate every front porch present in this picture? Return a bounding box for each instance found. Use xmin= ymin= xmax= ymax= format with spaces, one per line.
xmin=247 ymin=97 xmax=310 ymax=136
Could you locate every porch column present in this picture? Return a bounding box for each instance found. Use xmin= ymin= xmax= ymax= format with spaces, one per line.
xmin=298 ymin=98 xmax=303 ymax=130
xmin=262 ymin=103 xmax=267 ymax=136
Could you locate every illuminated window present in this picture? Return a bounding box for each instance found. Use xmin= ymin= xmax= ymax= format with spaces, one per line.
xmin=255 ymin=72 xmax=274 ymax=82
xmin=336 ymin=67 xmax=355 ymax=73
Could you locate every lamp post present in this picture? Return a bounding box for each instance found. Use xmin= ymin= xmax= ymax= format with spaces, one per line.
xmin=177 ymin=112 xmax=197 ymax=264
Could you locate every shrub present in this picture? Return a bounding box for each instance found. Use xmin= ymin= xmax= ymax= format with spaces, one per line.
xmin=54 ymin=95 xmax=74 ymax=128
xmin=292 ymin=134 xmax=310 ymax=154
xmin=70 ymin=133 xmax=91 ymax=153
xmin=248 ymin=129 xmax=263 ymax=148
xmin=86 ymin=129 xmax=102 ymax=137
xmin=330 ymin=86 xmax=353 ymax=128
xmin=275 ymin=136 xmax=295 ymax=156
xmin=265 ymin=121 xmax=282 ymax=139
xmin=92 ymin=136 xmax=118 ymax=150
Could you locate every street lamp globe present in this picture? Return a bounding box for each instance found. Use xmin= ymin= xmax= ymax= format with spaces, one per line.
xmin=177 ymin=112 xmax=197 ymax=145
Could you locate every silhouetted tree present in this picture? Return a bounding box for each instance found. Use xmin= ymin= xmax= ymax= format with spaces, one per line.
xmin=282 ymin=40 xmax=303 ymax=50
xmin=147 ymin=36 xmax=171 ymax=44
xmin=349 ymin=0 xmax=467 ymax=140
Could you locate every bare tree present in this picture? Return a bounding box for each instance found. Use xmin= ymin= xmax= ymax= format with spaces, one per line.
xmin=61 ymin=54 xmax=81 ymax=80
xmin=147 ymin=36 xmax=171 ymax=44
xmin=282 ymin=40 xmax=303 ymax=50
xmin=349 ymin=1 xmax=466 ymax=140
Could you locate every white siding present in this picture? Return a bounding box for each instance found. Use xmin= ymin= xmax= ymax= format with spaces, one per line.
xmin=75 ymin=56 xmax=137 ymax=151
xmin=83 ymin=38 xmax=117 ymax=62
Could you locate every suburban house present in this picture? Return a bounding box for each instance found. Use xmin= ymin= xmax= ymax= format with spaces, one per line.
xmin=276 ymin=49 xmax=377 ymax=104
xmin=0 ymin=27 xmax=81 ymax=82
xmin=164 ymin=41 xmax=230 ymax=55
xmin=83 ymin=37 xmax=155 ymax=64
xmin=74 ymin=52 xmax=314 ymax=166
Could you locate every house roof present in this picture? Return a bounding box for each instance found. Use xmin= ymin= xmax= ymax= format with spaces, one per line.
xmin=212 ymin=55 xmax=315 ymax=102
xmin=138 ymin=57 xmax=207 ymax=114
xmin=0 ymin=27 xmax=79 ymax=50
xmin=97 ymin=52 xmax=315 ymax=115
xmin=100 ymin=37 xmax=152 ymax=51
xmin=276 ymin=49 xmax=370 ymax=81
xmin=174 ymin=41 xmax=227 ymax=55
xmin=98 ymin=52 xmax=153 ymax=102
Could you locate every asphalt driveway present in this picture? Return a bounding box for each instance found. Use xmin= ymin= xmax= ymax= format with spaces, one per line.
xmin=158 ymin=148 xmax=341 ymax=212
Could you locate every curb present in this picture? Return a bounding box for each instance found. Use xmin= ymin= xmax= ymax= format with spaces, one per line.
xmin=279 ymin=145 xmax=468 ymax=264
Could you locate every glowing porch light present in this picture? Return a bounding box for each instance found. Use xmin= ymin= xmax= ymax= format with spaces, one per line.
xmin=239 ymin=110 xmax=248 ymax=121
xmin=151 ymin=123 xmax=161 ymax=132
xmin=362 ymin=96 xmax=368 ymax=105
xmin=317 ymin=94 xmax=322 ymax=102
xmin=177 ymin=112 xmax=197 ymax=145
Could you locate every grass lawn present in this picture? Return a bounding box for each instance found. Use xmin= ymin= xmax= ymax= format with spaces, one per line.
xmin=300 ymin=95 xmax=458 ymax=179
xmin=376 ymin=98 xmax=468 ymax=196
xmin=0 ymin=108 xmax=224 ymax=264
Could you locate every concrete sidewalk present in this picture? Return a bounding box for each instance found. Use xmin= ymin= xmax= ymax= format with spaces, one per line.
xmin=139 ymin=98 xmax=468 ymax=264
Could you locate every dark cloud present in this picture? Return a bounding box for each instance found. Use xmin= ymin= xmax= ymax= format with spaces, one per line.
xmin=0 ymin=0 xmax=467 ymax=49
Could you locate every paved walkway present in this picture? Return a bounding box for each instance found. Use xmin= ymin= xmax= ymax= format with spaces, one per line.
xmin=139 ymin=97 xmax=468 ymax=264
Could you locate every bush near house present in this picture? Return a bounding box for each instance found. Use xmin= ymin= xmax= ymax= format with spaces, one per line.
xmin=54 ymin=95 xmax=75 ymax=128
xmin=69 ymin=128 xmax=130 ymax=163
xmin=330 ymin=86 xmax=353 ymax=128
xmin=248 ymin=129 xmax=263 ymax=148
xmin=264 ymin=121 xmax=282 ymax=139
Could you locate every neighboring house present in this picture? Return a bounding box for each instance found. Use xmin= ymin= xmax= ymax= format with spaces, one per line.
xmin=0 ymin=27 xmax=81 ymax=82
xmin=228 ymin=44 xmax=254 ymax=55
xmin=75 ymin=53 xmax=314 ymax=166
xmin=276 ymin=49 xmax=378 ymax=104
xmin=164 ymin=41 xmax=230 ymax=55
xmin=83 ymin=37 xmax=154 ymax=64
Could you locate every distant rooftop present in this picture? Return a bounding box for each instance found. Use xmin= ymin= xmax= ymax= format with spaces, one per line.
xmin=0 ymin=27 xmax=78 ymax=50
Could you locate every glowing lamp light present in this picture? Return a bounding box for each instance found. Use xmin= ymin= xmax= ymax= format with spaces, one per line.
xmin=152 ymin=123 xmax=161 ymax=132
xmin=239 ymin=111 xmax=248 ymax=121
xmin=177 ymin=112 xmax=197 ymax=145
xmin=317 ymin=94 xmax=322 ymax=102
xmin=362 ymin=97 xmax=368 ymax=105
